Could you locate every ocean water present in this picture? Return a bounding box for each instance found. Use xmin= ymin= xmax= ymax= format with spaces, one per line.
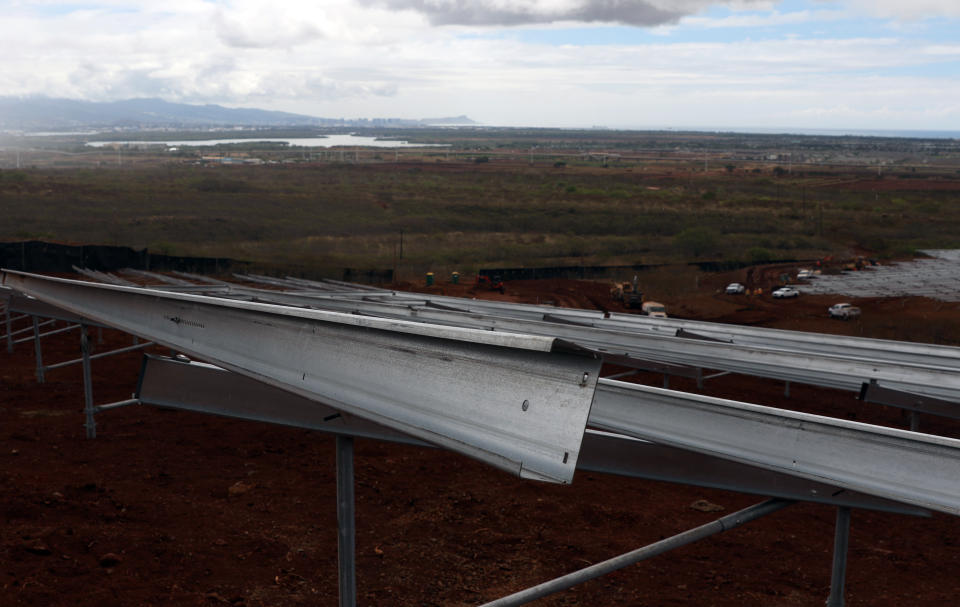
xmin=644 ymin=126 xmax=960 ymax=139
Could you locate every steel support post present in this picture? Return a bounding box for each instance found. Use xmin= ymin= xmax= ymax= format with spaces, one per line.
xmin=4 ymin=304 xmax=11 ymax=353
xmin=32 ymin=316 xmax=45 ymax=383
xmin=480 ymin=499 xmax=793 ymax=607
xmin=826 ymin=506 xmax=851 ymax=607
xmin=785 ymin=380 xmax=791 ymax=398
xmin=336 ymin=435 xmax=357 ymax=607
xmin=80 ymin=325 xmax=96 ymax=439
xmin=909 ymin=412 xmax=921 ymax=432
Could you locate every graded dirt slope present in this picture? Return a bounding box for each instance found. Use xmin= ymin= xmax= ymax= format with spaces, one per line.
xmin=2 ymin=277 xmax=959 ymax=606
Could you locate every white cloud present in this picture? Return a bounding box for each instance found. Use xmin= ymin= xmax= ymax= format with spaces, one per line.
xmin=845 ymin=0 xmax=960 ymax=20
xmin=358 ymin=0 xmax=774 ymax=27
xmin=0 ymin=1 xmax=958 ymax=130
xmin=681 ymin=8 xmax=844 ymax=28
xmin=213 ymin=9 xmax=325 ymax=49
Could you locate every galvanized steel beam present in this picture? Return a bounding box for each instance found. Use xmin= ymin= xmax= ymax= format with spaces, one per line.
xmin=280 ymin=298 xmax=960 ymax=403
xmin=120 ymin=268 xmax=195 ymax=286
xmin=315 ymin=287 xmax=960 ymax=374
xmin=5 ymin=291 xmax=110 ymax=328
xmin=597 ymin=311 xmax=960 ymax=371
xmin=2 ymin=270 xmax=601 ymax=485
xmin=71 ymin=266 xmax=137 ymax=286
xmin=136 ymin=354 xmax=422 ymax=445
xmin=136 ymin=355 xmax=928 ymax=515
xmin=8 ymin=271 xmax=959 ymax=513
xmin=859 ymin=379 xmax=960 ymax=421
xmin=591 ymin=379 xmax=960 ymax=515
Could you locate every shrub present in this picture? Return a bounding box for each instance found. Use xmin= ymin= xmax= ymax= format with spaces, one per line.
xmin=674 ymin=227 xmax=718 ymax=258
xmin=748 ymin=247 xmax=773 ymax=263
xmin=193 ymin=176 xmax=255 ymax=193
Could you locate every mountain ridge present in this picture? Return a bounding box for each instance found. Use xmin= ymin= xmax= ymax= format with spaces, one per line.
xmin=0 ymin=96 xmax=477 ymax=131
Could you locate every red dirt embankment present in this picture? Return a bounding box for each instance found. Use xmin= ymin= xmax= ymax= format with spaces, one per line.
xmin=3 ymin=276 xmax=959 ymax=606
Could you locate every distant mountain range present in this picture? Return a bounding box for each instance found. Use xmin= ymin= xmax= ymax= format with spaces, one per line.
xmin=0 ymin=97 xmax=477 ymax=131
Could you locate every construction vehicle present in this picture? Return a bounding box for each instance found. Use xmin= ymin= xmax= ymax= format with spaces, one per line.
xmin=843 ymin=256 xmax=867 ymax=272
xmin=476 ymin=274 xmax=505 ymax=294
xmin=610 ymin=275 xmax=642 ymax=308
xmin=641 ymin=301 xmax=668 ymax=318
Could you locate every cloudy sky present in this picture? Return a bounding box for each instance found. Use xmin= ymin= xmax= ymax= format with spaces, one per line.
xmin=2 ymin=0 xmax=959 ymax=131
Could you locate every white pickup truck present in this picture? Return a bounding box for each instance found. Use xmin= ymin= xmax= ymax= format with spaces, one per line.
xmin=641 ymin=301 xmax=668 ymax=318
xmin=828 ymin=303 xmax=861 ymax=320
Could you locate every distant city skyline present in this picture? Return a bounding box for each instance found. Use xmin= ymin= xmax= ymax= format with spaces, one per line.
xmin=2 ymin=1 xmax=959 ymax=131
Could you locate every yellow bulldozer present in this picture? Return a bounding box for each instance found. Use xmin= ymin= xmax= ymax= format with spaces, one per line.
xmin=610 ymin=275 xmax=643 ymax=309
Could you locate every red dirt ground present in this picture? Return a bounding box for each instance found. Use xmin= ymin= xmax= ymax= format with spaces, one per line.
xmin=3 ymin=273 xmax=960 ymax=606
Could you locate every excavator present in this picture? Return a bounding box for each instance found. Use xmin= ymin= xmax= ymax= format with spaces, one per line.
xmin=610 ymin=275 xmax=642 ymax=308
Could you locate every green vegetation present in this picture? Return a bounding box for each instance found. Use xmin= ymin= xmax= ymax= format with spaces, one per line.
xmin=2 ymin=129 xmax=959 ymax=278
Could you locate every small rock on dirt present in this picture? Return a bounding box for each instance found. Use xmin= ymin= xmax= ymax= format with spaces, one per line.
xmin=228 ymin=481 xmax=254 ymax=496
xmin=99 ymin=553 xmax=122 ymax=567
xmin=690 ymin=499 xmax=725 ymax=513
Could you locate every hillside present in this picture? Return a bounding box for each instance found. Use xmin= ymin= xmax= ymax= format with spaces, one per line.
xmin=0 ymin=97 xmax=477 ymax=131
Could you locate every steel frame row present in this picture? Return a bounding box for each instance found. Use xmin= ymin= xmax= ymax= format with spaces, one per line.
xmin=3 ymin=269 xmax=960 ymax=606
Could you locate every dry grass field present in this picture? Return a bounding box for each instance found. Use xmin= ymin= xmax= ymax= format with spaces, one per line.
xmin=2 ymin=128 xmax=959 ymax=279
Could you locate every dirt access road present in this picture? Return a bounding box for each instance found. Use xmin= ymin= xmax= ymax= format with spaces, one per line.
xmin=2 ymin=275 xmax=960 ymax=606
